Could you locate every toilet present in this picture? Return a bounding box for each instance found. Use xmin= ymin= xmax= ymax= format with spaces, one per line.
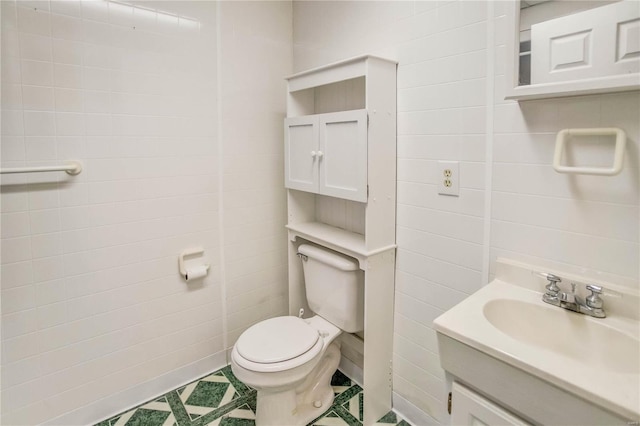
xmin=231 ymin=244 xmax=364 ymax=426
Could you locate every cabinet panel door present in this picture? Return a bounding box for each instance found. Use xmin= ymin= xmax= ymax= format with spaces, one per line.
xmin=451 ymin=382 xmax=531 ymax=426
xmin=285 ymin=116 xmax=319 ymax=193
xmin=531 ymin=1 xmax=640 ymax=84
xmin=318 ymin=109 xmax=368 ymax=202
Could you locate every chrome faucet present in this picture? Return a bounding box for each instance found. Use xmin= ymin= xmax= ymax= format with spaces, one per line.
xmin=541 ymin=273 xmax=606 ymax=318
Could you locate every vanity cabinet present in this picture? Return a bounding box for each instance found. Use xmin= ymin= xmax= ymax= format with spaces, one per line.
xmin=284 ymin=55 xmax=397 ymax=425
xmin=438 ymin=333 xmax=632 ymax=426
xmin=285 ymin=109 xmax=368 ymax=202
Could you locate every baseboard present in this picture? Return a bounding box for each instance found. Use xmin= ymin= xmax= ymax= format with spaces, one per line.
xmin=392 ymin=391 xmax=440 ymax=426
xmin=338 ymin=354 xmax=363 ymax=387
xmin=43 ymin=350 xmax=227 ymax=426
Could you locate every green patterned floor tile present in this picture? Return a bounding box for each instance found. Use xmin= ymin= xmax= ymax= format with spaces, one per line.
xmin=309 ymin=403 xmax=361 ymax=426
xmin=96 ymin=396 xmax=176 ymax=426
xmin=310 ymin=410 xmax=351 ymax=426
xmin=206 ymin=402 xmax=256 ymax=426
xmin=330 ymin=369 xmax=353 ymax=395
xmin=341 ymin=391 xmax=363 ymax=422
xmin=376 ymin=411 xmax=399 ymax=423
xmin=94 ymin=418 xmax=115 ymax=426
xmin=121 ymin=407 xmax=172 ymax=426
xmin=165 ymin=390 xmax=193 ymax=425
xmin=333 ymin=383 xmax=362 ymax=407
xmin=218 ymin=418 xmax=255 ymax=426
xmin=375 ymin=410 xmax=413 ymax=426
xmin=94 ymin=366 xmax=412 ymax=426
xmin=177 ymin=368 xmax=249 ymax=421
xmin=190 ymin=392 xmax=256 ymax=426
xmin=332 ymin=403 xmax=362 ymax=426
xmin=180 ymin=382 xmax=234 ymax=419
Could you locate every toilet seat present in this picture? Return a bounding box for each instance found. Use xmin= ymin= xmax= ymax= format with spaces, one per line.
xmin=237 ymin=316 xmax=320 ymax=363
xmin=233 ymin=316 xmax=325 ymax=373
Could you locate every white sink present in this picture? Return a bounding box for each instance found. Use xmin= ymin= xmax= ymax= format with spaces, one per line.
xmin=434 ymin=258 xmax=640 ymax=423
xmin=483 ymin=298 xmax=640 ymax=374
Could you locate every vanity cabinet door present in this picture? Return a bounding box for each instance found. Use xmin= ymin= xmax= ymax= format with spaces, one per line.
xmin=451 ymin=382 xmax=531 ymax=426
xmin=285 ymin=116 xmax=319 ymax=193
xmin=318 ymin=109 xmax=368 ymax=203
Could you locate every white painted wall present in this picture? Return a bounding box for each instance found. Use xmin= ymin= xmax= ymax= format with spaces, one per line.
xmin=293 ymin=1 xmax=639 ymax=424
xmin=0 ymin=1 xmax=290 ymax=424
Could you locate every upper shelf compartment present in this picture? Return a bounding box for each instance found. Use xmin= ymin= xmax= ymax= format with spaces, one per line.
xmin=286 ymin=55 xmax=397 ymax=116
xmin=286 ymin=55 xmax=396 ymax=92
xmin=288 ymin=77 xmax=365 ymax=117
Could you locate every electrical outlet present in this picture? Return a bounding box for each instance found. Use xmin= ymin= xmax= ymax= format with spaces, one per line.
xmin=437 ymin=161 xmax=459 ymax=196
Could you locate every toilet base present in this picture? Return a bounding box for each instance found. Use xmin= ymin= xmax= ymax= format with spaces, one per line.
xmin=255 ymin=342 xmax=341 ymax=426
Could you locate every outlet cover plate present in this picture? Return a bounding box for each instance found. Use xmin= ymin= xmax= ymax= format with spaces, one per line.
xmin=438 ymin=160 xmax=459 ymax=196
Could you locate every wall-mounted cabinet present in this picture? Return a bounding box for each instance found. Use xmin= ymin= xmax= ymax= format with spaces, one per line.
xmin=505 ymin=0 xmax=640 ymax=101
xmin=284 ymin=55 xmax=397 ymax=425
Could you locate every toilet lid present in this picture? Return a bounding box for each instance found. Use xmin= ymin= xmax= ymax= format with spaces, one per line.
xmin=236 ymin=316 xmax=320 ymax=364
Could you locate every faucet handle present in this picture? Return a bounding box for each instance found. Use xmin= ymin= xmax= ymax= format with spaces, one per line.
xmin=586 ymin=284 xmax=602 ymax=294
xmin=535 ymin=272 xmax=562 ymax=304
xmin=585 ymin=285 xmax=603 ymax=309
xmin=541 ymin=273 xmax=561 ymax=294
xmin=586 ymin=284 xmax=622 ymax=297
xmin=538 ymin=272 xmax=561 ymax=283
xmin=585 ymin=284 xmax=621 ymax=308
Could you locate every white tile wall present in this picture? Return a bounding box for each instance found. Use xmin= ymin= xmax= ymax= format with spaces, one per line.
xmin=293 ymin=1 xmax=639 ymax=424
xmin=2 ymin=1 xmax=637 ymax=424
xmin=1 ymin=1 xmax=291 ymax=424
xmin=218 ymin=0 xmax=291 ymax=347
xmin=490 ymin=8 xmax=639 ymax=289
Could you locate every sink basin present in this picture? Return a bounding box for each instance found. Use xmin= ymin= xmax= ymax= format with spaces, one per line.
xmin=483 ymin=299 xmax=640 ymax=374
xmin=433 ymin=258 xmax=640 ymax=423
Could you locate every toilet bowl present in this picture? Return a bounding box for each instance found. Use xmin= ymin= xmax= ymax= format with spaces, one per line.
xmin=230 ymin=244 xmax=364 ymax=426
xmin=231 ymin=315 xmax=342 ymax=425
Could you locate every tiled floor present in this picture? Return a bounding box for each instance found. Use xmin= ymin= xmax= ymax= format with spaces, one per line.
xmin=95 ymin=366 xmax=411 ymax=426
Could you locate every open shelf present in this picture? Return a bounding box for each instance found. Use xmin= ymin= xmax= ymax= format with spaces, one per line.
xmin=286 ymin=222 xmax=396 ymax=267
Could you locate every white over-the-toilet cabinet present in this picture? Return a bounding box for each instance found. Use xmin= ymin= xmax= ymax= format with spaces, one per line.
xmin=284 ymin=56 xmax=397 ymax=425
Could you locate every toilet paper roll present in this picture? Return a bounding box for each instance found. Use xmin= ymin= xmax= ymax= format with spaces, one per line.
xmin=185 ymin=265 xmax=208 ymax=281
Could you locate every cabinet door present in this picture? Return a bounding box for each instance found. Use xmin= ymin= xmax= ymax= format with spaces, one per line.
xmin=318 ymin=109 xmax=368 ymax=202
xmin=451 ymin=382 xmax=531 ymax=426
xmin=530 ymin=1 xmax=639 ymax=84
xmin=284 ymin=116 xmax=319 ymax=193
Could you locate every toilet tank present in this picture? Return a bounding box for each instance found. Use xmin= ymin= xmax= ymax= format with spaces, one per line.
xmin=298 ymin=244 xmax=364 ymax=333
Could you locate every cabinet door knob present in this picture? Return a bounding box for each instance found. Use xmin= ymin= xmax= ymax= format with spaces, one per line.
xmin=316 ymin=151 xmax=324 ymax=158
xmin=311 ymin=151 xmax=317 ymax=157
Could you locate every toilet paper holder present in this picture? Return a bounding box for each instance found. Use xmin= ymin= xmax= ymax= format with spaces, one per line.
xmin=178 ymin=247 xmax=210 ymax=280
